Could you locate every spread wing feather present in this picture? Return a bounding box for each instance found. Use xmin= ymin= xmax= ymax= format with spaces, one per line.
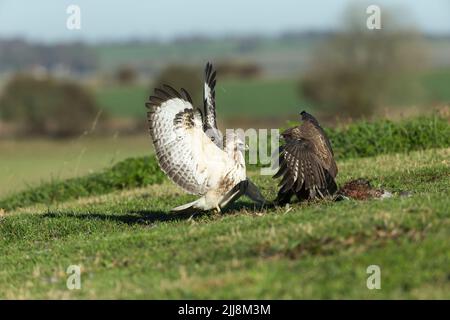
xmin=147 ymin=86 xmax=229 ymax=195
xmin=275 ymin=139 xmax=328 ymax=194
xmin=203 ymin=62 xmax=217 ymax=129
xmin=299 ymin=112 xmax=338 ymax=177
xmin=272 ymin=111 xmax=338 ymax=203
xmin=203 ymin=62 xmax=223 ymax=148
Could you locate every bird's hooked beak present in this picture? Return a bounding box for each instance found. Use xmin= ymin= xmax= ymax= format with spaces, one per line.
xmin=280 ymin=131 xmax=291 ymax=140
xmin=299 ymin=110 xmax=307 ymax=121
xmin=237 ymin=143 xmax=249 ymax=152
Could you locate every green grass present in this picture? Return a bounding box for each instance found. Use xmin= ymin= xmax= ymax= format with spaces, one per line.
xmin=3 ymin=115 xmax=449 ymax=210
xmin=255 ymin=115 xmax=450 ymax=168
xmin=0 ymin=157 xmax=163 ymax=211
xmin=0 ymin=148 xmax=448 ymax=299
xmin=0 ymin=135 xmax=151 ymax=197
xmin=325 ymin=115 xmax=450 ymax=159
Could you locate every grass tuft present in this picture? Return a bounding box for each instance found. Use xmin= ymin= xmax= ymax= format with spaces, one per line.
xmin=283 ymin=115 xmax=450 ymax=160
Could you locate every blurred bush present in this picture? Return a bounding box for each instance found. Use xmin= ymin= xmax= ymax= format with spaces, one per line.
xmin=115 ymin=65 xmax=138 ymax=85
xmin=152 ymin=64 xmax=202 ymax=105
xmin=151 ymin=62 xmax=262 ymax=108
xmin=0 ymin=74 xmax=102 ymax=137
xmin=216 ymin=61 xmax=262 ymax=79
xmin=282 ymin=115 xmax=450 ymax=160
xmin=299 ymin=6 xmax=427 ymax=118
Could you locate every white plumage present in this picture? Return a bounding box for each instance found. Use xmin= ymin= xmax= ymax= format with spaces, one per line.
xmin=146 ymin=63 xmax=265 ymax=212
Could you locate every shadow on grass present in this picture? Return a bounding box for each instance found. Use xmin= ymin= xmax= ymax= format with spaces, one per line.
xmin=42 ymin=210 xmax=206 ymax=225
xmin=41 ymin=200 xmax=265 ymax=225
xmin=226 ymin=199 xmax=271 ymax=212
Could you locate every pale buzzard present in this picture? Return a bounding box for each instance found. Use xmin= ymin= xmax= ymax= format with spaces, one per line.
xmin=146 ymin=63 xmax=265 ymax=212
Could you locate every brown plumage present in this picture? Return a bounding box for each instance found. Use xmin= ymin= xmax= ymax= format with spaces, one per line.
xmin=273 ymin=111 xmax=338 ymax=205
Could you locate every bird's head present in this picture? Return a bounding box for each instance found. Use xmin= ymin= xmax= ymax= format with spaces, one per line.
xmin=224 ymin=132 xmax=247 ymax=166
xmin=280 ymin=128 xmax=295 ymax=141
xmin=299 ymin=110 xmax=311 ymax=121
xmin=299 ymin=109 xmax=321 ymax=127
xmin=227 ymin=134 xmax=246 ymax=152
xmin=205 ymin=128 xmax=224 ymax=149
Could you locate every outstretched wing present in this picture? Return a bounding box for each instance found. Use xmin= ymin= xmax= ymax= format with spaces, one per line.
xmin=146 ymin=85 xmax=227 ymax=195
xmin=203 ymin=62 xmax=223 ymax=148
xmin=273 ymin=139 xmax=328 ymax=193
xmin=299 ymin=111 xmax=338 ymax=177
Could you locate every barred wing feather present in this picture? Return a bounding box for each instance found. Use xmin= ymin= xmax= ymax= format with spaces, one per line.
xmin=146 ymin=86 xmax=230 ymax=195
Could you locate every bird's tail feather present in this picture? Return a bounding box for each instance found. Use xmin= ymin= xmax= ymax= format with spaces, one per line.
xmin=219 ymin=182 xmax=245 ymax=209
xmin=171 ymin=197 xmax=206 ymax=212
xmin=245 ymin=179 xmax=266 ymax=206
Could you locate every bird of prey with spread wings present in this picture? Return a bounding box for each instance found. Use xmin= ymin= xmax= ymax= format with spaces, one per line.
xmin=273 ymin=111 xmax=338 ymax=205
xmin=146 ymin=62 xmax=265 ymax=212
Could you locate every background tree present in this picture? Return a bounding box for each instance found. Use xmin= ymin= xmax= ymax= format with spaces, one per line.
xmin=0 ymin=74 xmax=102 ymax=137
xmin=116 ymin=65 xmax=138 ymax=85
xmin=299 ymin=5 xmax=427 ymax=118
xmin=152 ymin=64 xmax=202 ymax=106
xmin=215 ymin=61 xmax=262 ymax=79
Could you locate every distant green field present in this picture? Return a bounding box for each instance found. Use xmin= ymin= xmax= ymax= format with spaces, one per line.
xmin=94 ymin=38 xmax=316 ymax=71
xmin=0 ymin=136 xmax=151 ymax=197
xmin=96 ymin=78 xmax=306 ymax=119
xmin=215 ymin=78 xmax=303 ymax=118
xmin=96 ymin=86 xmax=149 ymax=119
xmin=95 ymin=69 xmax=450 ymax=120
xmin=421 ymin=68 xmax=450 ymax=103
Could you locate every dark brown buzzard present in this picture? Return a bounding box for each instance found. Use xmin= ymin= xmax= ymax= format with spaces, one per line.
xmin=273 ymin=111 xmax=338 ymax=205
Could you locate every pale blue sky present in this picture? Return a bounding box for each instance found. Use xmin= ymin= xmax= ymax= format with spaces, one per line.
xmin=0 ymin=0 xmax=448 ymax=42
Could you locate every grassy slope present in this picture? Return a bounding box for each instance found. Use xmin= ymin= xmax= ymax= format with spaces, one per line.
xmin=1 ymin=148 xmax=448 ymax=299
xmin=3 ymin=112 xmax=446 ymax=201
xmin=0 ymin=136 xmax=151 ymax=197
xmin=2 ymin=115 xmax=447 ymax=211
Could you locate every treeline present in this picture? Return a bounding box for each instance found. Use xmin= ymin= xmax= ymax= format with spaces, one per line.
xmin=0 ymin=74 xmax=103 ymax=138
xmin=0 ymin=39 xmax=97 ymax=74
